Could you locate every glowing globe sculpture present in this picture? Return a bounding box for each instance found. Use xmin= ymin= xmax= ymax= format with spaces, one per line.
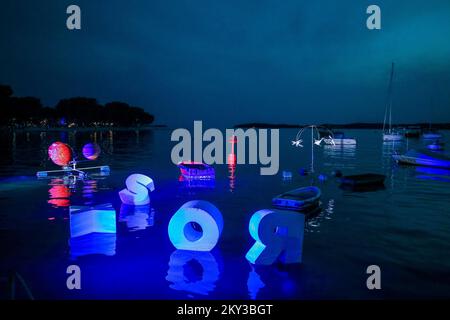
xmin=82 ymin=142 xmax=101 ymax=160
xmin=48 ymin=142 xmax=72 ymax=166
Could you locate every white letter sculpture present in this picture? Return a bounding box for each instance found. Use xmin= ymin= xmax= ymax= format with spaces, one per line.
xmin=119 ymin=174 xmax=155 ymax=206
xmin=246 ymin=209 xmax=305 ymax=265
xmin=168 ymin=200 xmax=223 ymax=251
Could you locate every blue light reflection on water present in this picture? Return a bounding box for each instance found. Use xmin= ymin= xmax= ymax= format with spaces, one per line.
xmin=0 ymin=129 xmax=450 ymax=299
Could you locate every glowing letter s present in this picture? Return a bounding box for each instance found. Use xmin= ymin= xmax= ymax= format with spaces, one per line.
xmin=119 ymin=174 xmax=155 ymax=206
xmin=246 ymin=209 xmax=305 ymax=265
xmin=168 ymin=200 xmax=223 ymax=251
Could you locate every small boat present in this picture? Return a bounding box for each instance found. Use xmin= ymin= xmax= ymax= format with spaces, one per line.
xmin=272 ymin=186 xmax=321 ymax=211
xmin=393 ymin=149 xmax=450 ymax=169
xmin=427 ymin=141 xmax=444 ymax=151
xmin=177 ymin=161 xmax=215 ymax=179
xmin=422 ymin=131 xmax=443 ymax=140
xmin=383 ymin=131 xmax=404 ymax=142
xmin=382 ymin=63 xmax=404 ymax=142
xmin=324 ymin=132 xmax=357 ymax=145
xmin=340 ymin=173 xmax=386 ymax=187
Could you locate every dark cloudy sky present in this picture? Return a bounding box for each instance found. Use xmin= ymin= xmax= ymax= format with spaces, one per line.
xmin=1 ymin=0 xmax=450 ymax=127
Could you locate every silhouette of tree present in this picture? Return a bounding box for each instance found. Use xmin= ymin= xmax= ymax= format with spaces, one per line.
xmin=0 ymin=85 xmax=155 ymax=128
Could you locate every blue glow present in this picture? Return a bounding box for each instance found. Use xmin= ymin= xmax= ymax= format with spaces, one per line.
xmin=69 ymin=233 xmax=116 ymax=259
xmin=247 ymin=267 xmax=265 ymax=300
xmin=69 ymin=203 xmax=117 ymax=238
xmin=166 ymin=250 xmax=219 ymax=296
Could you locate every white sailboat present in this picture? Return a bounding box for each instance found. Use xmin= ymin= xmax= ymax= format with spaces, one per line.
xmin=382 ymin=63 xmax=404 ymax=142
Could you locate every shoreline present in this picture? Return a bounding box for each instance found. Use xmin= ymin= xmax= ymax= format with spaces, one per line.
xmin=234 ymin=122 xmax=450 ymax=130
xmin=1 ymin=124 xmax=168 ymax=133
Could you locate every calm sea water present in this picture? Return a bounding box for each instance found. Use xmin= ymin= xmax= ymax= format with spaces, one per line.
xmin=0 ymin=128 xmax=449 ymax=299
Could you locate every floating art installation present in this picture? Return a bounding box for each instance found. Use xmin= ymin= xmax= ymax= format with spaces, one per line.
xmin=82 ymin=142 xmax=101 ymax=160
xmin=118 ymin=173 xmax=155 ymax=206
xmin=48 ymin=141 xmax=72 ymax=166
xmin=168 ymin=200 xmax=223 ymax=251
xmin=246 ymin=209 xmax=305 ymax=265
xmin=69 ymin=203 xmax=117 ymax=238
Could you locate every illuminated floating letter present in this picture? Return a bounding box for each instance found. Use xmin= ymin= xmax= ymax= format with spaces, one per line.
xmin=69 ymin=203 xmax=117 ymax=237
xmin=246 ymin=209 xmax=305 ymax=265
xmin=168 ymin=200 xmax=223 ymax=251
xmin=118 ymin=173 xmax=155 ymax=206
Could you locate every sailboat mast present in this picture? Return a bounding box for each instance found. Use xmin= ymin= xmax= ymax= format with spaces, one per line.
xmin=383 ymin=62 xmax=395 ymax=133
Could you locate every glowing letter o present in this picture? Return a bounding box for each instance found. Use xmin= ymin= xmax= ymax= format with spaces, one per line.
xmin=168 ymin=200 xmax=223 ymax=251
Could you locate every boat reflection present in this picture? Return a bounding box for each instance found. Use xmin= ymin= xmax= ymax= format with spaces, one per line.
xmin=415 ymin=166 xmax=450 ymax=183
xmin=178 ymin=175 xmax=215 ymax=189
xmin=166 ymin=250 xmax=220 ymax=296
xmin=119 ymin=204 xmax=155 ymax=231
xmin=306 ymin=199 xmax=334 ymax=232
xmin=322 ymin=144 xmax=356 ymax=170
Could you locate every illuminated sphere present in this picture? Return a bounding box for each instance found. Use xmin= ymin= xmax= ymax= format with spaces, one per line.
xmin=48 ymin=142 xmax=72 ymax=166
xmin=82 ymin=142 xmax=101 ymax=160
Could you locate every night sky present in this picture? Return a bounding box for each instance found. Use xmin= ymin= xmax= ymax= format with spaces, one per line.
xmin=1 ymin=0 xmax=450 ymax=127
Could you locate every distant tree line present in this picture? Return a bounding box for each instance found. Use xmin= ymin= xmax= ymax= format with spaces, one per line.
xmin=0 ymin=84 xmax=154 ymax=128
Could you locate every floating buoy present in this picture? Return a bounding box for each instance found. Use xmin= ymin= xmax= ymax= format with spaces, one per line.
xmin=48 ymin=142 xmax=72 ymax=166
xmin=82 ymin=142 xmax=101 ymax=160
xmin=282 ymin=171 xmax=293 ymax=179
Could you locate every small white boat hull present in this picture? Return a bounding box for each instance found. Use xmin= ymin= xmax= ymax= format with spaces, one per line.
xmin=324 ymin=138 xmax=356 ymax=145
xmin=422 ymin=133 xmax=443 ymax=140
xmin=383 ymin=133 xmax=404 ymax=142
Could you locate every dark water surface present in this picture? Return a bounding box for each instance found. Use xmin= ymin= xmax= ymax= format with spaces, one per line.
xmin=0 ymin=128 xmax=449 ymax=299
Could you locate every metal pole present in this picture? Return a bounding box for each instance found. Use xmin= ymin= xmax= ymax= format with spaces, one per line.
xmin=311 ymin=126 xmax=314 ymax=173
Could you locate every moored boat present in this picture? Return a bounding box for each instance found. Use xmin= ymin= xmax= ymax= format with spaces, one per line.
xmin=427 ymin=141 xmax=444 ymax=151
xmin=324 ymin=132 xmax=357 ymax=145
xmin=393 ymin=149 xmax=450 ymax=169
xmin=177 ymin=161 xmax=215 ymax=179
xmin=422 ymin=131 xmax=443 ymax=140
xmin=272 ymin=186 xmax=321 ymax=211
xmin=382 ymin=63 xmax=404 ymax=142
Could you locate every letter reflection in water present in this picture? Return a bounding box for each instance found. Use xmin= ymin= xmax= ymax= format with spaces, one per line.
xmin=119 ymin=204 xmax=154 ymax=231
xmin=166 ymin=250 xmax=219 ymax=296
xmin=168 ymin=200 xmax=223 ymax=251
xmin=69 ymin=203 xmax=117 ymax=259
xmin=246 ymin=209 xmax=305 ymax=265
xmin=247 ymin=266 xmax=265 ymax=300
xmin=119 ymin=174 xmax=155 ymax=206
